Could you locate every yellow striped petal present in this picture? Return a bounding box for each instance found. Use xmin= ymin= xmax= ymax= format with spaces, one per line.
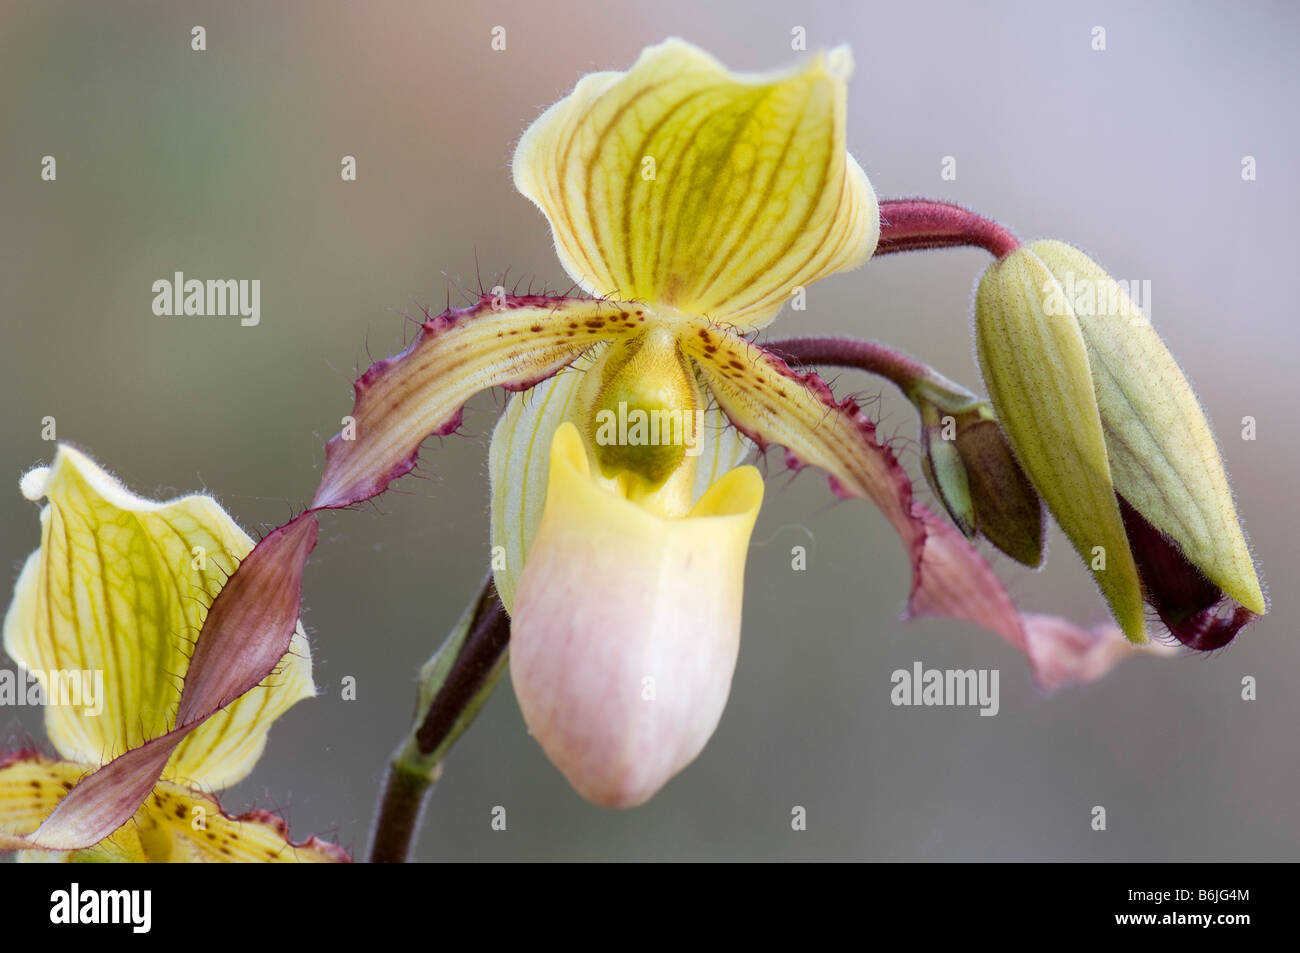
xmin=0 ymin=754 xmax=147 ymax=863
xmin=137 ymin=781 xmax=349 ymax=862
xmin=3 ymin=447 xmax=315 ymax=789
xmin=1 ymin=754 xmax=347 ymax=862
xmin=513 ymin=38 xmax=878 ymax=330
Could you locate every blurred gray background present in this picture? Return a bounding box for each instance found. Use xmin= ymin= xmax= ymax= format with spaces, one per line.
xmin=1 ymin=0 xmax=1296 ymax=861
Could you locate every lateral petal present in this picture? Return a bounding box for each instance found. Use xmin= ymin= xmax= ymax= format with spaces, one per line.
xmin=0 ymin=753 xmax=147 ymax=862
xmin=313 ymin=294 xmax=647 ymax=510
xmin=686 ymin=327 xmax=1165 ymax=686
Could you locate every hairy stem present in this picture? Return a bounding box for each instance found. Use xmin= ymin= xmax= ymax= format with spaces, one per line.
xmin=877 ymin=198 xmax=1020 ymax=259
xmin=367 ymin=576 xmax=510 ymax=863
xmin=766 ymin=336 xmax=981 ymax=413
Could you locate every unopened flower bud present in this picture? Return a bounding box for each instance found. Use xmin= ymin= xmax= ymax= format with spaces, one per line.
xmin=974 ymin=239 xmax=1265 ymax=645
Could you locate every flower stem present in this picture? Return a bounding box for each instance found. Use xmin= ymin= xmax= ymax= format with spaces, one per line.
xmin=367 ymin=575 xmax=510 ymax=862
xmin=876 ymin=198 xmax=1020 ymax=259
xmin=368 ymin=759 xmax=441 ymax=865
xmin=766 ymin=336 xmax=981 ymax=413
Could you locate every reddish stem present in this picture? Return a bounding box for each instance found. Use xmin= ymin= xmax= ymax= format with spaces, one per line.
xmin=767 ymin=337 xmax=934 ymax=394
xmin=876 ymin=199 xmax=1020 ymax=259
xmin=767 ymin=336 xmax=985 ymax=421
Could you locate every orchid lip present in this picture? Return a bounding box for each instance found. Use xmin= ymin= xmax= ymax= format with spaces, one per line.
xmin=508 ymin=422 xmax=763 ymax=806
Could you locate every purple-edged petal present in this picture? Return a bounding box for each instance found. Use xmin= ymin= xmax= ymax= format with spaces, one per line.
xmin=1023 ymin=615 xmax=1176 ymax=693
xmin=2 ymin=516 xmax=316 ymax=852
xmin=313 ymin=294 xmax=648 ymax=509
xmin=140 ymin=781 xmax=350 ymax=863
xmin=0 ymin=751 xmax=348 ymax=862
xmin=684 ymin=328 xmax=1168 ymax=687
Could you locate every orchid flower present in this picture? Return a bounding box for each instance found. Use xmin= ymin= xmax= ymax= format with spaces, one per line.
xmin=0 ymin=447 xmax=346 ymax=862
xmin=482 ymin=39 xmax=1261 ymax=803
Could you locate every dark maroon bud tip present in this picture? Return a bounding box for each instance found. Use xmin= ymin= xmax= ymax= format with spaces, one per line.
xmin=1163 ymin=601 xmax=1258 ymax=652
xmin=1117 ymin=494 xmax=1253 ymax=651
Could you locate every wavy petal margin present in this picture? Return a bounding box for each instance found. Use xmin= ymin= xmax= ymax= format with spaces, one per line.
xmin=144 ymin=781 xmax=350 ymax=863
xmin=513 ymin=38 xmax=878 ymax=330
xmin=313 ymin=294 xmax=648 ymax=509
xmin=683 ymin=323 xmax=1170 ymax=688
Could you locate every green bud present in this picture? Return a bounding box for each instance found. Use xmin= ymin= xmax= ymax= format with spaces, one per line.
xmin=919 ymin=400 xmax=1044 ymax=568
xmin=975 ymin=240 xmax=1265 ymax=643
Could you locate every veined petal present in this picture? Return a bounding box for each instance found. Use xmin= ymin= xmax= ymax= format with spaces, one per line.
xmin=489 ymin=366 xmax=588 ymax=613
xmin=313 ymin=294 xmax=647 ymax=509
xmin=0 ymin=752 xmax=348 ymax=862
xmin=510 ymin=423 xmax=763 ymax=807
xmin=139 ymin=781 xmax=349 ymax=862
xmin=0 ymin=753 xmax=146 ymax=862
xmin=488 ymin=355 xmax=754 ymax=611
xmin=3 ymin=447 xmax=314 ymax=784
xmin=5 ymin=515 xmax=317 ymax=852
xmin=6 ymin=295 xmax=640 ymax=851
xmin=513 ymin=38 xmax=878 ymax=330
xmin=168 ymin=621 xmax=314 ymax=789
xmin=686 ymin=327 xmax=1166 ymax=687
xmin=1023 ymin=615 xmax=1177 ymax=694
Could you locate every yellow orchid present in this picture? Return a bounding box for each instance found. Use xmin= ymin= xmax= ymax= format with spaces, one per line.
xmin=281 ymin=39 xmax=1201 ymax=812
xmin=0 ymin=446 xmax=346 ymax=862
xmin=491 ymin=39 xmax=875 ymax=805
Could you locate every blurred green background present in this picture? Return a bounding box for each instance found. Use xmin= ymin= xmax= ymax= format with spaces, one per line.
xmin=1 ymin=0 xmax=1296 ymax=860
